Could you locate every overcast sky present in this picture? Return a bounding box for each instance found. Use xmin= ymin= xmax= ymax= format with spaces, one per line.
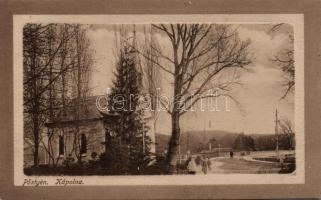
xmin=86 ymin=24 xmax=294 ymax=135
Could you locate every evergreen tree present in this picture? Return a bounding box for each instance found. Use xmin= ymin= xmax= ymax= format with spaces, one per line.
xmin=101 ymin=43 xmax=152 ymax=174
xmin=232 ymin=133 xmax=255 ymax=151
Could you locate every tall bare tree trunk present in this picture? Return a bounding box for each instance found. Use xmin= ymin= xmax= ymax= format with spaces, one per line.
xmin=166 ymin=111 xmax=181 ymax=173
xmin=33 ymin=119 xmax=39 ymax=167
xmin=31 ymin=45 xmax=40 ymax=167
xmin=33 ymin=87 xmax=40 ymax=167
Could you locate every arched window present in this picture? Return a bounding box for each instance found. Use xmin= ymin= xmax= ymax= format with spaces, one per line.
xmin=80 ymin=134 xmax=87 ymax=154
xmin=58 ymin=135 xmax=64 ymax=156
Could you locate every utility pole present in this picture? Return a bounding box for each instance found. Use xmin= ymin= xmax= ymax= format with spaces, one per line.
xmin=178 ymin=143 xmax=181 ymax=164
xmin=142 ymin=122 xmax=145 ymax=154
xmin=203 ymin=119 xmax=206 ymax=142
xmin=208 ymin=120 xmax=211 ymax=152
xmin=275 ymin=109 xmax=280 ymax=159
xmin=187 ymin=132 xmax=190 ymax=153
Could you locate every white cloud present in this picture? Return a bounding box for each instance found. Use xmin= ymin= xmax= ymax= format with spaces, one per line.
xmin=238 ymin=27 xmax=289 ymax=66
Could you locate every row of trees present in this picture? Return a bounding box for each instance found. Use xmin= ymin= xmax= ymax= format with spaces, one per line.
xmin=232 ymin=133 xmax=255 ymax=151
xmin=255 ymin=119 xmax=295 ymax=151
xmin=23 ymin=24 xmax=93 ymax=166
xmin=232 ymin=133 xmax=295 ymax=151
xmin=232 ymin=120 xmax=295 ymax=151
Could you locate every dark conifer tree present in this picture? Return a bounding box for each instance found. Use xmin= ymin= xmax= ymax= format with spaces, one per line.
xmin=102 ymin=43 xmax=152 ymax=174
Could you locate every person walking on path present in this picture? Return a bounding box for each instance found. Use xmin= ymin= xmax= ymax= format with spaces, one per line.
xmin=230 ymin=151 xmax=234 ymax=159
xmin=187 ymin=157 xmax=197 ymax=174
xmin=207 ymin=157 xmax=212 ymax=171
xmin=201 ymin=156 xmax=208 ymax=174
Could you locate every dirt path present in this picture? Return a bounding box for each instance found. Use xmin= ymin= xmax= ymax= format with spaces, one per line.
xmin=208 ymin=158 xmax=227 ymax=173
xmin=208 ymin=157 xmax=281 ymax=174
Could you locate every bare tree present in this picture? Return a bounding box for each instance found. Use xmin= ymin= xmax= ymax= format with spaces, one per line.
xmin=138 ymin=24 xmax=251 ymax=173
xmin=23 ymin=24 xmax=93 ymax=167
xmin=69 ymin=25 xmax=93 ymax=164
xmin=141 ymin=25 xmax=162 ymax=143
xmin=44 ymin=24 xmax=78 ymax=166
xmin=270 ymin=24 xmax=294 ymax=99
xmin=23 ymin=24 xmax=69 ymax=166
xmin=279 ymin=119 xmax=295 ymax=149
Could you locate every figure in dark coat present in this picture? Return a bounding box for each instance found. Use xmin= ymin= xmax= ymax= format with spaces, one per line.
xmin=230 ymin=151 xmax=234 ymax=158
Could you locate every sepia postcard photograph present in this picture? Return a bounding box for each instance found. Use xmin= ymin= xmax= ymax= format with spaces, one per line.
xmin=13 ymin=14 xmax=304 ymax=186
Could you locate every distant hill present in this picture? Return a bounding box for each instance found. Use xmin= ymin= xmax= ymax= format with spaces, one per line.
xmin=155 ymin=131 xmax=290 ymax=154
xmin=155 ymin=130 xmax=240 ymax=155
